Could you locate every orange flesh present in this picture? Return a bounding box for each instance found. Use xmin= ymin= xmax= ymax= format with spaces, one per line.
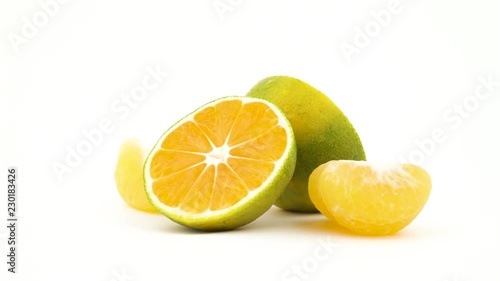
xmin=150 ymin=100 xmax=287 ymax=213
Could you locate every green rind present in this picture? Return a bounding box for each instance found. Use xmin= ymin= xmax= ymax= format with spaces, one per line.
xmin=143 ymin=96 xmax=297 ymax=231
xmin=247 ymin=76 xmax=366 ymax=212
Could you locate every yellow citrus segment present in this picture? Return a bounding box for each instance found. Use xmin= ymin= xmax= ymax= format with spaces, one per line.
xmin=114 ymin=139 xmax=158 ymax=213
xmin=227 ymin=158 xmax=275 ymax=190
xmin=230 ymin=126 xmax=287 ymax=162
xmin=144 ymin=97 xmax=297 ymax=231
xmin=179 ymin=165 xmax=216 ymax=213
xmin=161 ymin=121 xmax=212 ymax=152
xmin=149 ymin=150 xmax=205 ymax=178
xmin=307 ymin=164 xmax=336 ymax=221
xmin=209 ymin=163 xmax=249 ymax=211
xmin=194 ymin=100 xmax=242 ymax=147
xmin=153 ymin=164 xmax=206 ymax=207
xmin=309 ymin=160 xmax=432 ymax=236
xmin=228 ymin=101 xmax=279 ymax=146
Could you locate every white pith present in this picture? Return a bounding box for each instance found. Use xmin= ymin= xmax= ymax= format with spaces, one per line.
xmin=144 ymin=97 xmax=294 ymax=219
xmin=205 ymin=144 xmax=231 ymax=166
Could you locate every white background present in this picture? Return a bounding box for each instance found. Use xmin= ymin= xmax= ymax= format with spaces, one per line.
xmin=1 ymin=0 xmax=500 ymax=281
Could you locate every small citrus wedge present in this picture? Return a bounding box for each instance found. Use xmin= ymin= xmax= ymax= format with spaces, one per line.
xmin=309 ymin=160 xmax=432 ymax=235
xmin=115 ymin=138 xmax=158 ymax=213
xmin=144 ymin=96 xmax=296 ymax=231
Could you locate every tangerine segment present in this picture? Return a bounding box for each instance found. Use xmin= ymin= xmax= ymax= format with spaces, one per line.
xmin=228 ymin=101 xmax=279 ymax=146
xmin=149 ymin=150 xmax=205 ymax=178
xmin=307 ymin=164 xmax=336 ymax=221
xmin=179 ymin=165 xmax=216 ymax=214
xmin=230 ymin=126 xmax=287 ymax=162
xmin=153 ymin=164 xmax=206 ymax=207
xmin=114 ymin=138 xmax=158 ymax=213
xmin=148 ymin=99 xmax=289 ymax=213
xmin=161 ymin=121 xmax=212 ymax=152
xmin=194 ymin=100 xmax=242 ymax=147
xmin=209 ymin=163 xmax=248 ymax=211
xmin=310 ymin=161 xmax=432 ymax=235
xmin=227 ymin=158 xmax=274 ymax=190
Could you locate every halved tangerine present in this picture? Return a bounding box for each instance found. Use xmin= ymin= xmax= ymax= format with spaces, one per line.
xmin=144 ymin=96 xmax=296 ymax=231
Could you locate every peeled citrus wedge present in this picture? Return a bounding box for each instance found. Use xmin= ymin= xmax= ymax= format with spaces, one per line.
xmin=115 ymin=138 xmax=158 ymax=213
xmin=144 ymin=96 xmax=296 ymax=231
xmin=309 ymin=160 xmax=432 ymax=235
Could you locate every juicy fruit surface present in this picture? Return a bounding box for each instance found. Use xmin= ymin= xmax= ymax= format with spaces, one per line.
xmin=115 ymin=139 xmax=158 ymax=213
xmin=144 ymin=97 xmax=296 ymax=231
xmin=247 ymin=76 xmax=366 ymax=212
xmin=309 ymin=160 xmax=432 ymax=235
